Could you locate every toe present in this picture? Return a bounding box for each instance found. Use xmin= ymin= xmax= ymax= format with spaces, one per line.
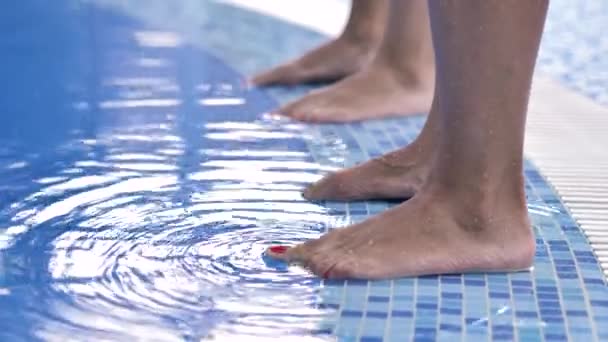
xmin=251 ymin=63 xmax=301 ymax=86
xmin=266 ymin=243 xmax=349 ymax=280
xmin=279 ymin=97 xmax=325 ymax=122
xmin=305 ymin=253 xmax=340 ymax=279
xmin=265 ymin=245 xmax=291 ymax=261
xmin=303 ymin=168 xmax=371 ymax=201
xmin=301 ymin=182 xmax=321 ymax=200
xmin=300 ymin=97 xmax=366 ymax=123
xmin=265 ymin=242 xmax=313 ymax=263
xmin=284 ymin=87 xmax=354 ymax=122
xmin=292 ymin=106 xmax=343 ymax=123
xmin=302 ymin=173 xmax=343 ymax=200
xmin=277 ymin=99 xmax=303 ymax=118
xmin=323 ymin=259 xmax=357 ymax=280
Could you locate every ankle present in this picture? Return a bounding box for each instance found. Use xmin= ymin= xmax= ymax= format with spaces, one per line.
xmin=422 ymin=180 xmax=529 ymax=233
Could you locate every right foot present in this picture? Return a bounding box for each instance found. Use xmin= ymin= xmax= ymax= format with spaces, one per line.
xmin=251 ymin=36 xmax=377 ymax=86
xmin=269 ymin=184 xmax=534 ymax=280
xmin=276 ymin=62 xmax=434 ymax=123
xmin=304 ymin=142 xmax=433 ymax=201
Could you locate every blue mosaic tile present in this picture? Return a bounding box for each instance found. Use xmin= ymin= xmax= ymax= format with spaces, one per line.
xmin=360 ymin=337 xmax=383 ymax=342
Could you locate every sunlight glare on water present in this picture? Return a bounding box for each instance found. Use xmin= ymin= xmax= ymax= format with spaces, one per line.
xmin=0 ymin=73 xmax=345 ymax=340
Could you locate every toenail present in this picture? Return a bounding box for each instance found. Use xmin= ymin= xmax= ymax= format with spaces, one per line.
xmin=269 ymin=245 xmax=288 ymax=254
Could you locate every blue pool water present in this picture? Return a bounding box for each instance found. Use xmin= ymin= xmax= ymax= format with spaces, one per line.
xmin=1 ymin=1 xmax=607 ymax=341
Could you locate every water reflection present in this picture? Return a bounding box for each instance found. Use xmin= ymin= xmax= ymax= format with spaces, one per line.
xmin=0 ymin=1 xmax=343 ymax=340
xmin=2 ymin=115 xmax=343 ymax=340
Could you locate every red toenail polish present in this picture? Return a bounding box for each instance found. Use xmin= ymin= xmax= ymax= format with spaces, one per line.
xmin=322 ymin=270 xmax=330 ymax=279
xmin=270 ymin=246 xmax=288 ymax=254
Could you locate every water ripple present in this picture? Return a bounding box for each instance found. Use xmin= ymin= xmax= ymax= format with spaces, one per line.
xmin=1 ymin=116 xmax=342 ymax=340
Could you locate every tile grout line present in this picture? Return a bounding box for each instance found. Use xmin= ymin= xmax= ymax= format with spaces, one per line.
xmin=459 ymin=276 xmax=465 ymax=342
xmin=411 ymin=277 xmax=419 ymax=341
xmin=484 ymin=273 xmax=491 ymax=342
xmin=334 ymin=279 xmax=348 ymax=338
xmin=383 ymin=280 xmax=395 ymax=342
xmin=506 ymin=275 xmax=519 ymax=342
xmin=356 ymin=281 xmax=372 ymax=342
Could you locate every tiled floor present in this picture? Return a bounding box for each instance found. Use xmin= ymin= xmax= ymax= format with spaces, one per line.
xmin=0 ymin=1 xmax=607 ymax=341
xmin=302 ymin=117 xmax=608 ymax=341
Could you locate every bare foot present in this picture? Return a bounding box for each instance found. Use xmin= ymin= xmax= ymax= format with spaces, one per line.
xmin=268 ymin=188 xmax=534 ymax=279
xmin=251 ymin=37 xmax=377 ymax=86
xmin=303 ymin=143 xmax=431 ymax=201
xmin=276 ymin=62 xmax=434 ymax=122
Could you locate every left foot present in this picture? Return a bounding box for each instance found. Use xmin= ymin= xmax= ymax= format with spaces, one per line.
xmin=268 ymin=188 xmax=534 ymax=279
xmin=251 ymin=35 xmax=377 ymax=86
xmin=276 ymin=62 xmax=434 ymax=123
xmin=303 ymin=144 xmax=431 ymax=201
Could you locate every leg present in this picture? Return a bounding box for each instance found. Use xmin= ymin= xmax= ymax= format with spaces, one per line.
xmin=304 ymin=0 xmax=436 ymax=200
xmin=268 ymin=0 xmax=548 ymax=279
xmin=251 ymin=0 xmax=388 ymax=86
xmin=279 ymin=0 xmax=434 ymax=122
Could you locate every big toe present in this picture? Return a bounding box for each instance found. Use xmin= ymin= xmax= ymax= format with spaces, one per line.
xmin=288 ymin=103 xmax=353 ymax=123
xmin=303 ymin=172 xmax=351 ymax=200
xmin=266 ymin=244 xmax=305 ymax=263
xmin=322 ymin=259 xmax=358 ymax=280
xmin=304 ymin=167 xmax=379 ymax=200
xmin=278 ymin=96 xmax=325 ymax=121
xmin=252 ymin=63 xmax=303 ymax=86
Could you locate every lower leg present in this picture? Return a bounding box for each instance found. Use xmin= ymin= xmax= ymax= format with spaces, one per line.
xmin=269 ymin=0 xmax=548 ymax=280
xmin=251 ymin=0 xmax=388 ymax=86
xmin=279 ymin=0 xmax=435 ymax=122
xmin=427 ymin=0 xmax=548 ymax=214
xmin=303 ymin=1 xmax=438 ymax=199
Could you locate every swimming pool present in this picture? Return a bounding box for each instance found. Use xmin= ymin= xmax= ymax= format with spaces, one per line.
xmin=1 ymin=1 xmax=607 ymax=341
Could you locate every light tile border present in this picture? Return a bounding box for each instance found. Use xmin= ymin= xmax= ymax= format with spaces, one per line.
xmin=527 ymin=77 xmax=608 ymax=279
